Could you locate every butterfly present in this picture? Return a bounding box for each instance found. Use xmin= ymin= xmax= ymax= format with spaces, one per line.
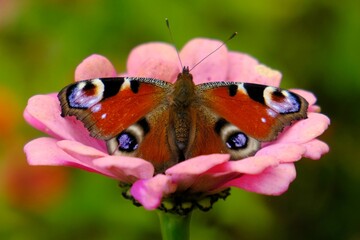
xmin=58 ymin=66 xmax=308 ymax=173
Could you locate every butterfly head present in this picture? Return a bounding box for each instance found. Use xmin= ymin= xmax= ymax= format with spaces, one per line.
xmin=176 ymin=66 xmax=192 ymax=82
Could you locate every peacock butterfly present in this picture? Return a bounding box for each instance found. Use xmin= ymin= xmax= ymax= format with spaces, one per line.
xmin=58 ymin=62 xmax=308 ymax=173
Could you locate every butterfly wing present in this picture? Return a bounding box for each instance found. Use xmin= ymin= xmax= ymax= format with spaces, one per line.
xmin=105 ymin=105 xmax=178 ymax=172
xmin=58 ymin=77 xmax=171 ymax=140
xmin=59 ymin=77 xmax=177 ymax=172
xmin=186 ymin=104 xmax=261 ymax=159
xmin=190 ymin=82 xmax=308 ymax=159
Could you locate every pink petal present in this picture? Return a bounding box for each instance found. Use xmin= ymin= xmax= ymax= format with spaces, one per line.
xmin=57 ymin=140 xmax=107 ymax=162
xmin=253 ymin=64 xmax=282 ymax=87
xmin=93 ymin=156 xmax=155 ymax=182
xmin=24 ymin=137 xmax=100 ymax=174
xmin=308 ymin=105 xmax=321 ymax=113
xmin=227 ymin=52 xmax=259 ymax=82
xmin=223 ymin=163 xmax=296 ymax=195
xmin=256 ymin=143 xmax=306 ymax=163
xmin=302 ymin=139 xmax=330 ymax=160
xmin=290 ymin=89 xmax=317 ymax=106
xmin=166 ymin=154 xmax=230 ymax=175
xmin=130 ymin=174 xmax=176 ymax=210
xmin=180 ymin=38 xmax=228 ymax=84
xmin=126 ymin=42 xmax=180 ymax=82
xmin=165 ymin=154 xmax=230 ymax=191
xmin=227 ymin=52 xmax=281 ymax=86
xmin=24 ymin=94 xmax=106 ymax=151
xmin=187 ymin=156 xmax=274 ymax=193
xmin=225 ymin=155 xmax=279 ymax=174
xmin=58 ymin=140 xmax=153 ymax=181
xmin=57 ymin=140 xmax=154 ymax=179
xmin=286 ymin=89 xmax=321 ymax=113
xmin=275 ymin=113 xmax=330 ymax=144
xmin=193 ymin=155 xmax=291 ymax=194
xmin=187 ymin=171 xmax=240 ymax=194
xmin=75 ymin=54 xmax=117 ymax=81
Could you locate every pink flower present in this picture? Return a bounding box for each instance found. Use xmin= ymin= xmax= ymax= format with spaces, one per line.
xmin=24 ymin=38 xmax=330 ymax=213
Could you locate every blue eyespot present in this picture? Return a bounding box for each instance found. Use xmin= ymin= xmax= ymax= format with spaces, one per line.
xmin=226 ymin=132 xmax=248 ymax=149
xmin=117 ymin=132 xmax=138 ymax=152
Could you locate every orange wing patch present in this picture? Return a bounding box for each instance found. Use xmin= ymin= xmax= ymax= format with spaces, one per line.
xmin=186 ymin=107 xmax=227 ymax=158
xmin=59 ymin=78 xmax=170 ymax=140
xmin=201 ymin=87 xmax=280 ymax=141
xmin=87 ymin=83 xmax=167 ymax=139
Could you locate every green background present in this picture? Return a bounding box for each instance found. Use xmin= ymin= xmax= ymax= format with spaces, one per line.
xmin=0 ymin=0 xmax=359 ymax=239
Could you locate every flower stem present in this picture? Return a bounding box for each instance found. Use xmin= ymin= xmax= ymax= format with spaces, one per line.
xmin=157 ymin=211 xmax=192 ymax=240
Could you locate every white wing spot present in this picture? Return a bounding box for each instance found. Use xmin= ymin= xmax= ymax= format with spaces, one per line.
xmin=237 ymin=83 xmax=248 ymax=95
xmin=121 ymin=78 xmax=131 ymax=91
xmin=91 ymin=104 xmax=102 ymax=113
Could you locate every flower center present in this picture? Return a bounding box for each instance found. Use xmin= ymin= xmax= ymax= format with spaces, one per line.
xmin=119 ymin=182 xmax=231 ymax=215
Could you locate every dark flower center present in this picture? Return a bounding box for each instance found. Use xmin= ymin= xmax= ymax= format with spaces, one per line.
xmin=119 ymin=182 xmax=231 ymax=215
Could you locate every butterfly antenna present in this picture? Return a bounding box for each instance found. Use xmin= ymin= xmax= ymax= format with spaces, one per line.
xmin=189 ymin=32 xmax=238 ymax=72
xmin=165 ymin=18 xmax=183 ymax=69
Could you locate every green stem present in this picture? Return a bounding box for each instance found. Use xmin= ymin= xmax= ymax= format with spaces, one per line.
xmin=157 ymin=211 xmax=192 ymax=240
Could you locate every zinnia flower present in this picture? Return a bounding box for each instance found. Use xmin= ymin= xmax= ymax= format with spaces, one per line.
xmin=24 ymin=38 xmax=330 ymax=214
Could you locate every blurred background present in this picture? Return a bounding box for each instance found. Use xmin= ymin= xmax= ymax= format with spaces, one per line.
xmin=0 ymin=0 xmax=359 ymax=239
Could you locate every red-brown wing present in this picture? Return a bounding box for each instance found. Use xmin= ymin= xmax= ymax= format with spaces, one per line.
xmin=136 ymin=121 xmax=172 ymax=171
xmin=58 ymin=77 xmax=171 ymax=140
xmin=196 ymin=82 xmax=308 ymax=141
xmin=186 ymin=105 xmax=261 ymax=160
xmin=186 ymin=110 xmax=226 ymax=157
xmin=105 ymin=105 xmax=175 ymax=173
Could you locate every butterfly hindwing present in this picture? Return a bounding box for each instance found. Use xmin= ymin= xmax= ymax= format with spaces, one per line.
xmin=106 ymin=106 xmax=177 ymax=172
xmin=58 ymin=77 xmax=171 ymax=140
xmin=186 ymin=105 xmax=261 ymax=160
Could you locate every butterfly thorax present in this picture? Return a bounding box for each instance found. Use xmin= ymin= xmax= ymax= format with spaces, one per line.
xmin=172 ymin=67 xmax=195 ymax=107
xmin=168 ymin=67 xmax=196 ymax=160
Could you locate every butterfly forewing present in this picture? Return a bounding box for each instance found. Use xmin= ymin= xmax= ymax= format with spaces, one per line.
xmin=58 ymin=77 xmax=171 ymax=140
xmin=196 ymin=81 xmax=308 ymax=142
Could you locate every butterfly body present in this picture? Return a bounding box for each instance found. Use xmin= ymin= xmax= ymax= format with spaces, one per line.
xmin=58 ymin=67 xmax=308 ymax=173
xmin=168 ymin=67 xmax=196 ymax=159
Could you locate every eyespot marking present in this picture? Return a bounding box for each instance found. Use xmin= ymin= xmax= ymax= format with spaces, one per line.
xmin=214 ymin=118 xmax=228 ymax=134
xmin=214 ymin=118 xmax=260 ymax=159
xmin=264 ymin=87 xmax=301 ymax=114
xmin=106 ymin=118 xmax=150 ymax=156
xmin=226 ymin=132 xmax=248 ymax=149
xmin=137 ymin=118 xmax=150 ymax=134
xmin=117 ymin=132 xmax=139 ymax=152
xmin=67 ymin=79 xmax=104 ymax=109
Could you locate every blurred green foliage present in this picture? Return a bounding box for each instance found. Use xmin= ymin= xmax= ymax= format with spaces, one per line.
xmin=0 ymin=0 xmax=359 ymax=239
